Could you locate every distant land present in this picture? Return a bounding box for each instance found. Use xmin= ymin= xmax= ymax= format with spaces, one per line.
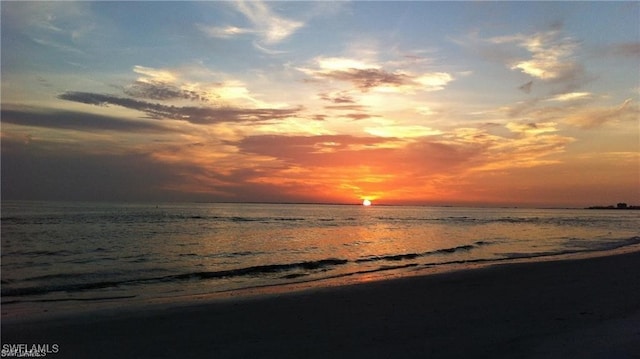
xmin=586 ymin=203 xmax=640 ymax=210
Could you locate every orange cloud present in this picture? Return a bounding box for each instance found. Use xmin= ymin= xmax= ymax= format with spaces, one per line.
xmin=565 ymin=99 xmax=638 ymax=129
xmin=203 ymin=125 xmax=576 ymax=203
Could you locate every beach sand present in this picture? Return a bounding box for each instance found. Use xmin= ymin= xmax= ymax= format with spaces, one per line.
xmin=3 ymin=249 xmax=640 ymax=358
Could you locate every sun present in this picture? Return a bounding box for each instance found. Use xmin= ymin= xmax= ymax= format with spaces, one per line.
xmin=362 ymin=199 xmax=372 ymax=206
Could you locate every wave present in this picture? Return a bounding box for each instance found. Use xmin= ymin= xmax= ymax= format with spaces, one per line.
xmin=168 ymin=258 xmax=348 ymax=281
xmin=355 ymin=242 xmax=487 ymax=264
xmin=3 ymin=249 xmax=79 ymax=257
xmin=1 ymin=258 xmax=349 ymax=298
xmin=2 ymin=242 xmax=493 ymax=298
xmin=502 ymin=236 xmax=640 ymax=259
xmin=1 ymin=212 xmax=310 ymax=227
xmin=4 ymin=236 xmax=638 ymax=301
xmin=2 ymin=279 xmax=131 ymax=297
xmin=2 ymin=295 xmax=137 ymax=306
xmin=368 ymin=215 xmax=637 ymax=228
xmin=0 ymin=216 xmax=24 ymax=222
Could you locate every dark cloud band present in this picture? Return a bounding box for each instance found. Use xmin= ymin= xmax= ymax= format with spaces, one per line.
xmin=1 ymin=106 xmax=169 ymax=132
xmin=58 ymin=91 xmax=302 ymax=124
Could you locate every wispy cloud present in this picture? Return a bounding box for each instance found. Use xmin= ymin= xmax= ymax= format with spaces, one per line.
xmin=344 ymin=113 xmax=375 ymax=121
xmin=323 ymin=105 xmax=368 ymax=111
xmin=489 ymin=29 xmax=582 ymax=81
xmin=300 ymin=57 xmax=453 ymax=93
xmin=365 ymin=125 xmax=441 ymax=138
xmin=547 ymin=92 xmax=592 ymax=102
xmin=599 ymin=42 xmax=640 ymax=58
xmin=198 ymin=25 xmax=255 ymax=39
xmin=319 ymin=91 xmax=356 ymax=104
xmin=505 ymin=121 xmax=560 ymax=137
xmin=565 ymin=99 xmax=638 ymax=129
xmin=3 ymin=2 xmax=96 ymax=55
xmin=611 ymin=42 xmax=640 ymax=57
xmin=31 ymin=37 xmax=87 ymax=56
xmin=199 ymin=0 xmax=303 ymax=46
xmin=234 ymin=1 xmax=304 ymax=44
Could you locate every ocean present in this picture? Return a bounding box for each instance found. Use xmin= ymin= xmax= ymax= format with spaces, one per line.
xmin=2 ymin=201 xmax=639 ymax=317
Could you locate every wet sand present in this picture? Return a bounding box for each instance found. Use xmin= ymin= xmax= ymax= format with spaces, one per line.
xmin=3 ymin=249 xmax=640 ymax=358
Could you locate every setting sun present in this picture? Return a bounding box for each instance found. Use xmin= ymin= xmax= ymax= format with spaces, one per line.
xmin=362 ymin=199 xmax=372 ymax=206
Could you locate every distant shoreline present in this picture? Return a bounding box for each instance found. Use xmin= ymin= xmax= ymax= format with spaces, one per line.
xmin=586 ymin=205 xmax=640 ymax=210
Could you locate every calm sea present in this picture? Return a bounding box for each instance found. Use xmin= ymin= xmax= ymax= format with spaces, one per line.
xmin=2 ymin=201 xmax=639 ymax=317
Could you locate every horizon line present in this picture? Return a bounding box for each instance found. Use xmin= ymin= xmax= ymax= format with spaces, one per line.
xmin=4 ymin=198 xmax=637 ymax=210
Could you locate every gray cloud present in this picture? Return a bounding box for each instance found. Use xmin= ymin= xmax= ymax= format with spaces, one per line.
xmin=233 ymin=133 xmax=483 ymax=178
xmin=324 ymin=105 xmax=367 ymax=111
xmin=0 ymin=135 xmax=343 ymax=203
xmin=607 ymin=42 xmax=640 ymax=57
xmin=1 ymin=138 xmax=181 ymax=202
xmin=123 ymin=81 xmax=209 ymax=102
xmin=582 ymin=41 xmax=640 ymax=60
xmin=303 ymin=59 xmax=453 ymax=93
xmin=318 ymin=92 xmax=355 ymax=104
xmin=236 ymin=134 xmax=395 ymax=160
xmin=58 ymin=91 xmax=302 ymax=124
xmin=518 ymin=80 xmax=533 ymax=94
xmin=319 ymin=68 xmax=411 ymax=92
xmin=345 ymin=113 xmax=374 ymax=121
xmin=1 ymin=106 xmax=170 ymax=132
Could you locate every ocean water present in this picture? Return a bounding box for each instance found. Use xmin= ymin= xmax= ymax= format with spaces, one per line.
xmin=2 ymin=201 xmax=639 ymax=316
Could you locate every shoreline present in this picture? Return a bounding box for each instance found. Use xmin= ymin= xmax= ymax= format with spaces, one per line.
xmin=3 ymin=242 xmax=639 ymax=324
xmin=3 ymin=245 xmax=640 ymax=358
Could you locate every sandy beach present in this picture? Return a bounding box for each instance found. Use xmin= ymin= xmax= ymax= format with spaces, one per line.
xmin=3 ymin=248 xmax=640 ymax=359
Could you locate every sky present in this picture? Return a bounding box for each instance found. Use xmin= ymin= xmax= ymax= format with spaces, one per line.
xmin=1 ymin=1 xmax=639 ymax=207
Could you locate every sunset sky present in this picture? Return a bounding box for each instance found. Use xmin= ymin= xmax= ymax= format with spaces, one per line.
xmin=1 ymin=1 xmax=638 ymax=207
